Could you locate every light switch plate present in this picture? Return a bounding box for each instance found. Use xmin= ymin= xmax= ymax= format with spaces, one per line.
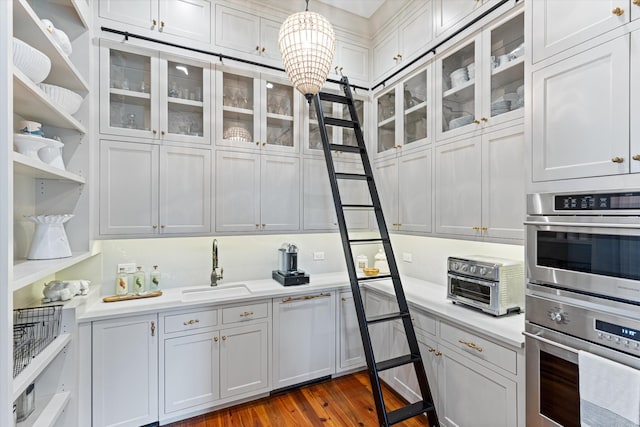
xmin=313 ymin=251 xmax=325 ymax=261
xmin=402 ymin=253 xmax=413 ymax=263
xmin=117 ymin=263 xmax=136 ymax=273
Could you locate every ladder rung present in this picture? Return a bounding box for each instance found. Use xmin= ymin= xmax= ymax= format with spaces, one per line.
xmin=376 ymin=354 xmax=421 ymax=372
xmin=319 ymin=92 xmax=351 ymax=104
xmin=342 ymin=204 xmax=376 ymax=210
xmin=366 ymin=311 xmax=409 ymax=325
xmin=329 ymin=143 xmax=361 ymax=153
xmin=358 ymin=274 xmax=393 ymax=282
xmin=336 ymin=172 xmax=369 ymax=181
xmin=348 ymin=238 xmax=388 ymax=245
xmin=387 ymin=401 xmax=435 ymax=426
xmin=325 ymin=117 xmax=356 ymax=128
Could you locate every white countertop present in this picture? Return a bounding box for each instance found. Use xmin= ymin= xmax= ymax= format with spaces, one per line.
xmin=77 ymin=272 xmax=524 ymax=349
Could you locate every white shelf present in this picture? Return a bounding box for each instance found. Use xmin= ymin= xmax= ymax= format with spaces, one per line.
xmin=13 ymin=252 xmax=93 ymax=291
xmin=378 ymin=116 xmax=395 ymax=128
xmin=404 ymin=101 xmax=427 ymax=116
xmin=223 ymin=105 xmax=254 ymax=116
xmin=110 ymin=88 xmax=151 ymax=100
xmin=443 ymin=78 xmax=475 ymax=101
xmin=14 ymin=70 xmax=87 ymax=134
xmin=13 ymin=152 xmax=86 ymax=184
xmin=168 ymin=96 xmax=203 ymax=107
xmin=13 ymin=0 xmax=89 ymax=93
xmin=266 ymin=113 xmax=294 ymax=122
xmin=490 ymin=56 xmax=524 ymax=90
xmin=17 ymin=391 xmax=71 ymax=427
xmin=13 ymin=334 xmax=71 ymax=400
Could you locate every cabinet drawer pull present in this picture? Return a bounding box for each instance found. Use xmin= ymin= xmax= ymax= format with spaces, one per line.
xmin=239 ymin=311 xmax=254 ymax=317
xmin=633 ymin=154 xmax=640 ymax=161
xmin=612 ymin=7 xmax=624 ymax=15
xmin=282 ymin=292 xmax=331 ymax=303
xmin=611 ymin=156 xmax=625 ymax=163
xmin=151 ymin=321 xmax=156 ymax=337
xmin=458 ymin=339 xmax=483 ymax=352
xmin=183 ymin=319 xmax=200 ymax=325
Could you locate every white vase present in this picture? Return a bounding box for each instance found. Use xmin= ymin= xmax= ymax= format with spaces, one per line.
xmin=25 ymin=214 xmax=73 ymax=260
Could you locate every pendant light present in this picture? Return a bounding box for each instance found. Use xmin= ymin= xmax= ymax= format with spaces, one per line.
xmin=278 ymin=0 xmax=336 ymax=101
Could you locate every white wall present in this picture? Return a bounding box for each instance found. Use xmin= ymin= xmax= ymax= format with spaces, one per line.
xmin=96 ymin=233 xmax=523 ymax=295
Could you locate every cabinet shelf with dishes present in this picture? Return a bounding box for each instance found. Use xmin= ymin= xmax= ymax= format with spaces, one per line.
xmin=491 ymin=56 xmax=524 ymax=90
xmin=110 ymin=87 xmax=151 ymax=100
xmin=168 ymin=97 xmax=204 ymax=108
xmin=443 ymin=79 xmax=475 ymax=102
xmin=13 ymin=152 xmax=86 ymax=184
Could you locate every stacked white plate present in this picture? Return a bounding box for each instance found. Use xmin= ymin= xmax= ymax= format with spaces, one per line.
xmin=467 ymin=63 xmax=475 ymax=80
xmin=449 ymin=67 xmax=469 ymax=89
xmin=449 ymin=114 xmax=474 ymax=130
xmin=491 ymin=100 xmax=511 ymax=116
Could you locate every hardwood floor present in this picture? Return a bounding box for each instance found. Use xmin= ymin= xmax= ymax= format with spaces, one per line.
xmin=167 ymin=371 xmax=430 ymax=427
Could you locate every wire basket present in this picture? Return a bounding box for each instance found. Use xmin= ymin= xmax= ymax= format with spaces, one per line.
xmin=13 ymin=305 xmax=63 ymax=378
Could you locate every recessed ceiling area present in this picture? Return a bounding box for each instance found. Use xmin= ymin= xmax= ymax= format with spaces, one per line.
xmin=315 ymin=0 xmax=386 ymax=18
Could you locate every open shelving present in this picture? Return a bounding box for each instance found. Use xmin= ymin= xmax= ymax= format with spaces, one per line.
xmin=13 ymin=152 xmax=86 ymax=184
xmin=13 ymin=252 xmax=94 ymax=292
xmin=18 ymin=390 xmax=70 ymax=427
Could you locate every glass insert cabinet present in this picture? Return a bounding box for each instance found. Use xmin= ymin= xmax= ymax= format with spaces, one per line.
xmin=216 ymin=68 xmax=300 ymax=154
xmin=99 ymin=42 xmax=212 ymax=144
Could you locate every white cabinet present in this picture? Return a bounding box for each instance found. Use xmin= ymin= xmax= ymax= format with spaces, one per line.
xmin=435 ymin=126 xmax=524 ymax=240
xmin=219 ymin=322 xmax=269 ymax=398
xmin=375 ymin=67 xmax=431 ymax=159
xmin=531 ymin=36 xmax=630 ymax=181
xmin=436 ymin=8 xmax=524 ymax=141
xmin=337 ymin=290 xmax=365 ymax=372
xmin=100 ymin=140 xmax=212 ymax=236
xmin=375 ymin=148 xmax=433 ymax=233
xmin=303 ymin=157 xmax=370 ymax=231
xmin=100 ymin=43 xmax=212 ymax=145
xmin=215 ymin=69 xmax=300 ymax=154
xmin=215 ymin=5 xmax=281 ymax=62
xmin=365 ymin=290 xmax=395 ymax=384
xmin=215 ymin=150 xmax=299 ymax=232
xmin=373 ymin=2 xmax=433 ymax=81
xmin=331 ymin=39 xmax=370 ymax=84
xmin=99 ymin=0 xmax=212 ymax=45
xmin=530 ymin=0 xmax=629 ymax=63
xmin=92 ymin=314 xmax=159 ymax=427
xmin=163 ymin=331 xmax=219 ymax=414
xmin=433 ymin=0 xmax=498 ymax=38
xmin=272 ymin=292 xmax=336 ymax=389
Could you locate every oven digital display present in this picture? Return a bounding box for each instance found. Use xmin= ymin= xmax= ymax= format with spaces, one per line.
xmin=555 ymin=191 xmax=640 ymax=210
xmin=595 ymin=320 xmax=640 ymax=341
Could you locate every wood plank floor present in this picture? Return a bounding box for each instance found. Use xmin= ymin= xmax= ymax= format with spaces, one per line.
xmin=167 ymin=371 xmax=430 ymax=427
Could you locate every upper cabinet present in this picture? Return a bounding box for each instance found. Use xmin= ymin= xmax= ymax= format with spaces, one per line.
xmin=531 ymin=0 xmax=630 ymax=63
xmin=100 ymin=43 xmax=212 ymax=145
xmin=435 ymin=8 xmax=524 ymax=141
xmin=215 ymin=5 xmax=282 ymax=64
xmin=433 ymin=0 xmax=499 ymax=38
xmin=373 ymin=2 xmax=433 ymax=81
xmin=375 ymin=67 xmax=432 ymax=159
xmin=331 ymin=39 xmax=370 ymax=85
xmin=215 ymin=68 xmax=300 ymax=154
xmin=99 ymin=0 xmax=212 ymax=45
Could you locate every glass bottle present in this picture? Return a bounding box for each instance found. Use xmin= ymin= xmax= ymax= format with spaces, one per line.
xmin=115 ymin=267 xmax=128 ymax=295
xmin=133 ymin=266 xmax=145 ymax=293
xmin=150 ymin=265 xmax=161 ymax=291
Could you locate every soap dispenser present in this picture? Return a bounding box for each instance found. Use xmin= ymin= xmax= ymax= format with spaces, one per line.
xmin=149 ymin=265 xmax=161 ymax=291
xmin=133 ymin=266 xmax=145 ymax=293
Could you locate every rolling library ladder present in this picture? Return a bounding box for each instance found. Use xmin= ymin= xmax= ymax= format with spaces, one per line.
xmin=310 ymin=76 xmax=439 ymax=426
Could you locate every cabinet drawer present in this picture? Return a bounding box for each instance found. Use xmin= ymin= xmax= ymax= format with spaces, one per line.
xmin=222 ymin=302 xmax=268 ymax=324
xmin=164 ymin=309 xmax=217 ymax=334
xmin=439 ymin=322 xmax=516 ymax=374
xmin=410 ymin=308 xmax=436 ymax=336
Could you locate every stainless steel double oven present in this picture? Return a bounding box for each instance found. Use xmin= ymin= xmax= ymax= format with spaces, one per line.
xmin=525 ymin=191 xmax=640 ymax=426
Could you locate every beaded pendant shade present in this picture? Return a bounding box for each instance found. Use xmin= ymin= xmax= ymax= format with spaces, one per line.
xmin=279 ymin=0 xmax=336 ymax=100
xmin=223 ymin=126 xmax=252 ymax=142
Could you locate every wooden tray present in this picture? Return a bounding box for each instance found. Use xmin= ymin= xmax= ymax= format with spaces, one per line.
xmin=103 ymin=291 xmax=163 ymax=303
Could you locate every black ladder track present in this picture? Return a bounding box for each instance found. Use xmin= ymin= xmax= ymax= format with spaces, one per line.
xmin=311 ymin=76 xmax=439 ymax=427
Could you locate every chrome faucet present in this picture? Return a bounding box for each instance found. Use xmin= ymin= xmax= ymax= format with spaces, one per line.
xmin=211 ymin=239 xmax=223 ymax=286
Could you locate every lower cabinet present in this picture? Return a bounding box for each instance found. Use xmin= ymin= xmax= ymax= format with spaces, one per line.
xmin=272 ymin=291 xmax=336 ymax=389
xmin=92 ymin=314 xmax=159 ymax=427
xmin=336 ymin=290 xmax=365 ymax=372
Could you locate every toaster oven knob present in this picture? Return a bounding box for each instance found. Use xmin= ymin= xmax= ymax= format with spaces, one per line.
xmin=461 ymin=264 xmax=469 ymax=272
xmin=452 ymin=262 xmax=460 ymax=271
xmin=479 ymin=267 xmax=488 ymax=276
xmin=470 ymin=265 xmax=478 ymax=274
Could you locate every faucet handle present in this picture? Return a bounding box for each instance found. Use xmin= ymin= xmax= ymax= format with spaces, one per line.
xmin=219 ymin=267 xmax=224 ymax=279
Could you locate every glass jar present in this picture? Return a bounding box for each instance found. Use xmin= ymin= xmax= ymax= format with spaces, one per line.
xmin=356 ymin=254 xmax=368 ymax=274
xmin=115 ymin=267 xmax=128 ymax=295
xmin=150 ymin=265 xmax=161 ymax=291
xmin=133 ymin=266 xmax=145 ymax=293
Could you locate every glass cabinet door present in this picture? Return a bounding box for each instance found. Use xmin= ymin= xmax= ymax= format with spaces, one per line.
xmin=221 ymin=72 xmax=256 ymax=147
xmin=377 ymin=88 xmax=397 ymax=155
xmin=487 ymin=12 xmax=524 ymax=119
xmin=403 ymin=70 xmax=428 ymax=147
xmin=440 ymin=40 xmax=477 ymax=136
xmin=306 ymin=96 xmax=336 ymax=154
xmin=342 ymin=99 xmax=364 ymax=147
xmin=264 ymin=80 xmax=294 ymax=149
xmin=107 ymin=48 xmax=155 ymax=137
xmin=164 ymin=60 xmax=207 ymax=142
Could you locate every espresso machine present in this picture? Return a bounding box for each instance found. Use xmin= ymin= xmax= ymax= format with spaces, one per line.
xmin=272 ymin=243 xmax=310 ymax=286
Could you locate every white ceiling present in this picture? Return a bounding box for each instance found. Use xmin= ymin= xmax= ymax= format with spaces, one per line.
xmin=315 ymin=0 xmax=386 ymax=18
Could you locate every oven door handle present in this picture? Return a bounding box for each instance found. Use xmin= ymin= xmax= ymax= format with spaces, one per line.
xmin=523 ymin=331 xmax=578 ymax=354
xmin=524 ymin=220 xmax=640 ymax=230
xmin=447 ymin=274 xmax=496 ymax=287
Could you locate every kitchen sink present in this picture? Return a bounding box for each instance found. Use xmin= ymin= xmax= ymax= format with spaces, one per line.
xmin=181 ymin=284 xmax=251 ymax=301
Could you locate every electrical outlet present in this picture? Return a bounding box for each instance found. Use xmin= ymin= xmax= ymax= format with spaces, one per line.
xmin=313 ymin=251 xmax=325 ymax=261
xmin=117 ymin=263 xmax=136 ymax=273
xmin=402 ymin=253 xmax=413 ymax=263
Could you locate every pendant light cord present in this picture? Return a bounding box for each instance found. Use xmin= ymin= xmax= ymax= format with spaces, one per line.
xmin=305 ymin=0 xmax=309 ymax=11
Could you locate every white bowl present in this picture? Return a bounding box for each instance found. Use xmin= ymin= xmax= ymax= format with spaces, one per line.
xmin=13 ymin=38 xmax=51 ymax=84
xmin=36 ymin=83 xmax=83 ymax=115
xmin=14 ymin=134 xmax=47 ymax=159
xmin=38 ymin=138 xmax=65 ymax=170
xmin=449 ymin=115 xmax=474 ymax=130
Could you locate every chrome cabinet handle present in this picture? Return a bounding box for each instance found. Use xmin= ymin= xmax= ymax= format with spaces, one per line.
xmin=282 ymin=292 xmax=331 ymax=303
xmin=459 ymin=338 xmax=483 ymax=352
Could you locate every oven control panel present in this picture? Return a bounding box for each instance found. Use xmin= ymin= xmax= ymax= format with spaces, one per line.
xmin=554 ymin=191 xmax=640 ymax=211
xmin=595 ymin=320 xmax=640 ymax=350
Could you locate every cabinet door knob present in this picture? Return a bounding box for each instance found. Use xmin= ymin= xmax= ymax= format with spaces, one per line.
xmin=152 ymin=19 xmax=157 ymax=27
xmin=161 ymin=130 xmax=166 ymax=136
xmin=222 ymin=336 xmax=227 ymax=341
xmin=612 ymin=7 xmax=624 ymax=15
xmin=341 ymin=297 xmax=347 ymax=301
xmin=397 ymin=54 xmax=402 ymax=60
xmin=473 ymin=119 xmax=480 ymax=124
xmin=434 ymin=351 xmax=442 ymax=357
xmin=152 ymin=225 xmax=158 ymax=229
xmin=152 ymin=129 xmax=157 ymax=135
xmin=481 ymin=117 xmax=488 ymax=122
xmin=214 ymin=336 xmax=219 ymax=342
xmin=256 ymin=224 xmax=260 ymax=227
xmin=632 ymin=154 xmax=640 ymax=161
xmin=262 ymin=224 xmax=266 ymax=228
xmin=634 ymin=0 xmax=640 ymax=6
xmin=262 ymin=142 xmax=266 ymax=146
xmin=472 ymin=226 xmax=480 ymax=231
xmin=256 ymin=141 xmax=260 ymax=145
xmin=611 ymin=156 xmax=625 ymax=163
xmin=481 ymin=226 xmax=488 ymax=231
xmin=262 ymin=47 xmax=266 ymax=53
xmin=160 ymin=225 xmax=165 ymax=229
xmin=392 ymin=55 xmax=398 ymax=61
xmin=160 ymin=20 xmax=165 ymax=28
xmin=256 ymin=45 xmax=261 ymax=51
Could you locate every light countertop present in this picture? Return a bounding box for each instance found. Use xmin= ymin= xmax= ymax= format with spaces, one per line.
xmin=77 ymin=272 xmax=524 ymax=349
